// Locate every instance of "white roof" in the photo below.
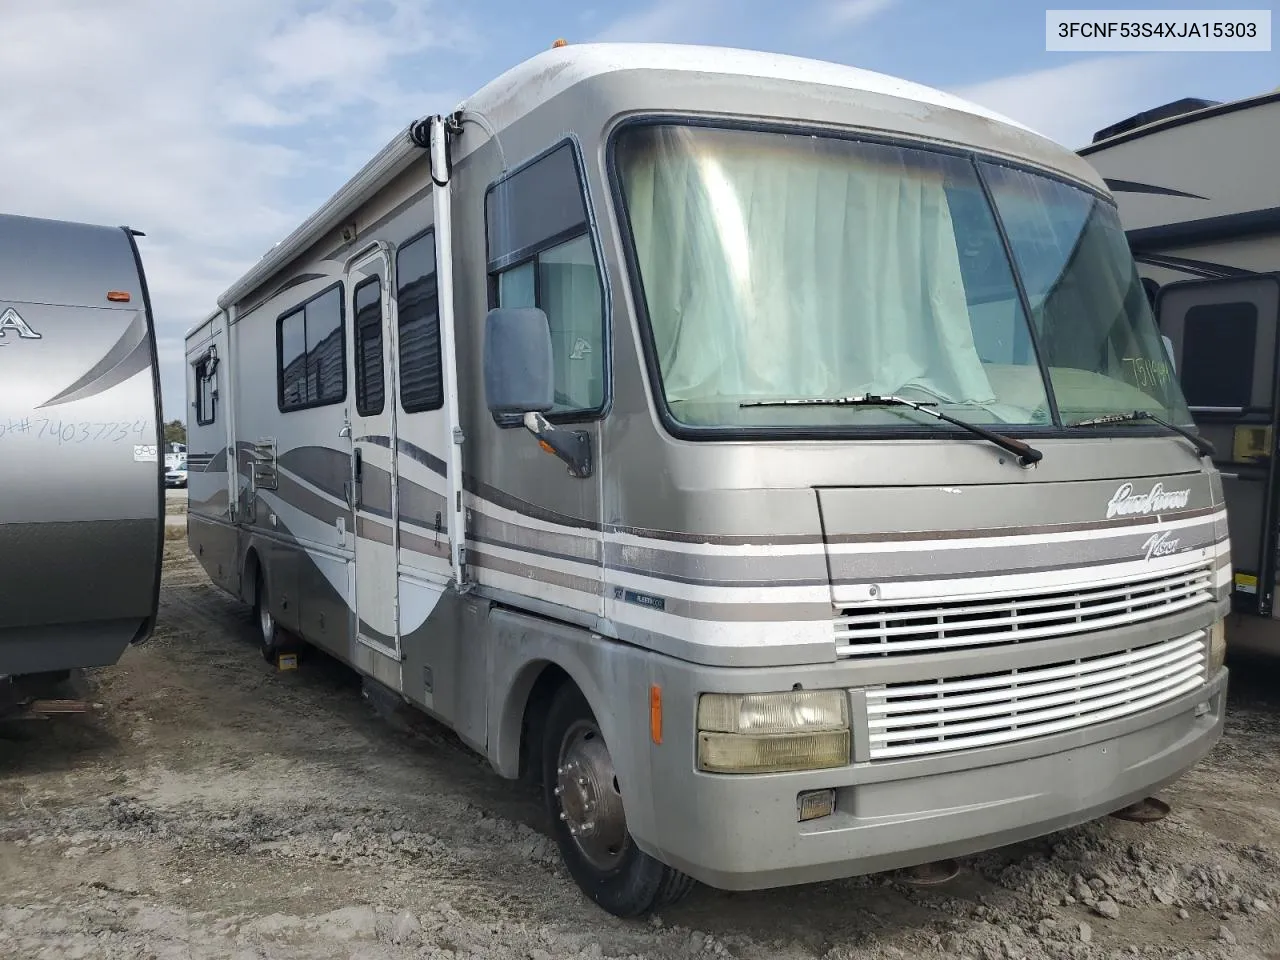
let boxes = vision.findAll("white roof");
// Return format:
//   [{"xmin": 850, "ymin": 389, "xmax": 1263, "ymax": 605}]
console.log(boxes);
[
  {"xmin": 460, "ymin": 42, "xmax": 1042, "ymax": 140},
  {"xmin": 210, "ymin": 42, "xmax": 1060, "ymax": 316}
]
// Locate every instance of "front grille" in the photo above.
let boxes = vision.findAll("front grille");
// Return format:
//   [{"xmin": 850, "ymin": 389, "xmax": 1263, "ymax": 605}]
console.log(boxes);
[
  {"xmin": 864, "ymin": 630, "xmax": 1206, "ymax": 761},
  {"xmin": 835, "ymin": 562, "xmax": 1213, "ymax": 658}
]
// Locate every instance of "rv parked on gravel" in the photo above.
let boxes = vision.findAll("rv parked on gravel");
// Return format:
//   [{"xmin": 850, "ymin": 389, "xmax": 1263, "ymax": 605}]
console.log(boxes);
[
  {"xmin": 1, "ymin": 212, "xmax": 164, "ymax": 709},
  {"xmin": 1080, "ymin": 90, "xmax": 1280, "ymax": 647},
  {"xmin": 186, "ymin": 42, "xmax": 1231, "ymax": 917}
]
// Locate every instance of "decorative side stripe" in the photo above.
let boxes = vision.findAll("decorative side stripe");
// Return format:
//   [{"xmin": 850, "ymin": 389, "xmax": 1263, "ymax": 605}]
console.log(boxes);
[{"xmin": 38, "ymin": 310, "xmax": 151, "ymax": 408}]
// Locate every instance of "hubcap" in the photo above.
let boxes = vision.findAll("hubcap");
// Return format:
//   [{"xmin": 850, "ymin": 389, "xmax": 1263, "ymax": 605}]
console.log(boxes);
[
  {"xmin": 259, "ymin": 602, "xmax": 274, "ymax": 645},
  {"xmin": 554, "ymin": 719, "xmax": 629, "ymax": 871}
]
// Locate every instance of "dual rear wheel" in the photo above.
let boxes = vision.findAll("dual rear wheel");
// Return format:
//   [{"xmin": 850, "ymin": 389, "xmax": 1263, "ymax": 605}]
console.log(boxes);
[{"xmin": 252, "ymin": 569, "xmax": 296, "ymax": 664}]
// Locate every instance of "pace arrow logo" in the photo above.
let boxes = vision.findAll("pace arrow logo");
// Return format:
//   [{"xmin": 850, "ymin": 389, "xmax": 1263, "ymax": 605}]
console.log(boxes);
[
  {"xmin": 0, "ymin": 307, "xmax": 42, "ymax": 345},
  {"xmin": 1105, "ymin": 481, "xmax": 1191, "ymax": 519}
]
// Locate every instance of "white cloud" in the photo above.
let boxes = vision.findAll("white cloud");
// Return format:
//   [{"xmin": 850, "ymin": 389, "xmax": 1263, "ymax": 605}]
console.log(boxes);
[
  {"xmin": 826, "ymin": 0, "xmax": 899, "ymax": 29},
  {"xmin": 950, "ymin": 54, "xmax": 1183, "ymax": 150},
  {"xmin": 0, "ymin": 0, "xmax": 471, "ymax": 421}
]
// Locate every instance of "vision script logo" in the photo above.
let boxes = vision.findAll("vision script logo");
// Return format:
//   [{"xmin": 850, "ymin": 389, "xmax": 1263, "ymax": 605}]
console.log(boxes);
[
  {"xmin": 1142, "ymin": 530, "xmax": 1182, "ymax": 561},
  {"xmin": 0, "ymin": 307, "xmax": 41, "ymax": 346},
  {"xmin": 1105, "ymin": 481, "xmax": 1191, "ymax": 519}
]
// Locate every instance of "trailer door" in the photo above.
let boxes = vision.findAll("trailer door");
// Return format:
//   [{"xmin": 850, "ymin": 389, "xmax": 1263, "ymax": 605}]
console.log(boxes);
[
  {"xmin": 1157, "ymin": 275, "xmax": 1280, "ymax": 615},
  {"xmin": 345, "ymin": 247, "xmax": 402, "ymax": 661}
]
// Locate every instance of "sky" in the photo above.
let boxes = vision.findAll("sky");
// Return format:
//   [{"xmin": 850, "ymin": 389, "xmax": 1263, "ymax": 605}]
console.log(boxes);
[{"xmin": 1, "ymin": 0, "xmax": 1275, "ymax": 423}]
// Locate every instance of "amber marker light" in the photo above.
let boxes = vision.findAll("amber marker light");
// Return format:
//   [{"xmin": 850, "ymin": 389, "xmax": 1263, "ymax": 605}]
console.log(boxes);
[
  {"xmin": 650, "ymin": 685, "xmax": 663, "ymax": 744},
  {"xmin": 106, "ymin": 291, "xmax": 131, "ymax": 302}
]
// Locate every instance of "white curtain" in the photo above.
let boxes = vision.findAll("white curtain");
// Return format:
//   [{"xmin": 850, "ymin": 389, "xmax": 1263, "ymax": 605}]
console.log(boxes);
[{"xmin": 619, "ymin": 126, "xmax": 997, "ymax": 409}]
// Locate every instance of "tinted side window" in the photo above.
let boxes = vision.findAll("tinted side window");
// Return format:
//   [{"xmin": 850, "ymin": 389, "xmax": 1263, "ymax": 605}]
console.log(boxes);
[
  {"xmin": 1182, "ymin": 301, "xmax": 1258, "ymax": 409},
  {"xmin": 307, "ymin": 286, "xmax": 344, "ymax": 405},
  {"xmin": 485, "ymin": 142, "xmax": 605, "ymax": 417},
  {"xmin": 277, "ymin": 283, "xmax": 346, "ymax": 411},
  {"xmin": 397, "ymin": 231, "xmax": 443, "ymax": 413},
  {"xmin": 194, "ymin": 356, "xmax": 216, "ymax": 425},
  {"xmin": 280, "ymin": 310, "xmax": 307, "ymax": 408},
  {"xmin": 353, "ymin": 276, "xmax": 384, "ymax": 417}
]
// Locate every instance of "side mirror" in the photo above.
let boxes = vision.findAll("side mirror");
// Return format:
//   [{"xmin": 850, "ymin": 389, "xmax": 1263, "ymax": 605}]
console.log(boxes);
[
  {"xmin": 1162, "ymin": 335, "xmax": 1177, "ymax": 375},
  {"xmin": 483, "ymin": 307, "xmax": 555, "ymax": 415},
  {"xmin": 481, "ymin": 307, "xmax": 592, "ymax": 479}
]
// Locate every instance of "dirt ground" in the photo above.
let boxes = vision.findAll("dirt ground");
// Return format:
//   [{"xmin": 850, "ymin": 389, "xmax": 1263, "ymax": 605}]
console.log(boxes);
[{"xmin": 4, "ymin": 519, "xmax": 1280, "ymax": 960}]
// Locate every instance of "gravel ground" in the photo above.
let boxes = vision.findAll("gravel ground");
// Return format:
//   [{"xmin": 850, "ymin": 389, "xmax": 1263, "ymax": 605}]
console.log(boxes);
[{"xmin": 3, "ymin": 539, "xmax": 1280, "ymax": 960}]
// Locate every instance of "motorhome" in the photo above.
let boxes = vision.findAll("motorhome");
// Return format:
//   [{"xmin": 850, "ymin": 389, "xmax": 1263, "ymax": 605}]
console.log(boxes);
[
  {"xmin": 186, "ymin": 42, "xmax": 1231, "ymax": 917},
  {"xmin": 166, "ymin": 441, "xmax": 187, "ymax": 471},
  {"xmin": 1, "ymin": 212, "xmax": 164, "ymax": 709},
  {"xmin": 1080, "ymin": 90, "xmax": 1280, "ymax": 645}
]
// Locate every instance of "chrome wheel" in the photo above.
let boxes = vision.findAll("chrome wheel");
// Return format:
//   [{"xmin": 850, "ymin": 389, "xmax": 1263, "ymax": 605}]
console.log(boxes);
[
  {"xmin": 554, "ymin": 719, "xmax": 629, "ymax": 872},
  {"xmin": 259, "ymin": 602, "xmax": 274, "ymax": 645}
]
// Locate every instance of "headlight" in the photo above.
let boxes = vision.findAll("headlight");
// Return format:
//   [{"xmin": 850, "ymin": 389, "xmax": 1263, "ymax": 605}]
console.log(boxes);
[
  {"xmin": 1208, "ymin": 618, "xmax": 1226, "ymax": 675},
  {"xmin": 696, "ymin": 691, "xmax": 850, "ymax": 774}
]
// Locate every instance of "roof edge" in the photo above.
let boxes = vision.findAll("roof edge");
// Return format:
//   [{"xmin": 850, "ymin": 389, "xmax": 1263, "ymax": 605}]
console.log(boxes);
[
  {"xmin": 210, "ymin": 43, "xmax": 1088, "ymax": 315},
  {"xmin": 184, "ymin": 308, "xmax": 222, "ymax": 341},
  {"xmin": 1080, "ymin": 89, "xmax": 1280, "ymax": 155}
]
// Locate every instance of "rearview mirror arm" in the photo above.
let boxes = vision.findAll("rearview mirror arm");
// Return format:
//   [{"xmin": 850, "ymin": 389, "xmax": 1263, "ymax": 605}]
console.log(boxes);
[{"xmin": 522, "ymin": 412, "xmax": 593, "ymax": 479}]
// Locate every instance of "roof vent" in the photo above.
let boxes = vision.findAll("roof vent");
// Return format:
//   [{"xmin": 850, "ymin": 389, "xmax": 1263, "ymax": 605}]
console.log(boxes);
[{"xmin": 1091, "ymin": 97, "xmax": 1220, "ymax": 143}]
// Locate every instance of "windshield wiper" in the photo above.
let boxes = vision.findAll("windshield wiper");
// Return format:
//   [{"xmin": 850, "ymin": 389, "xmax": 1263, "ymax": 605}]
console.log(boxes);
[
  {"xmin": 740, "ymin": 394, "xmax": 1043, "ymax": 466},
  {"xmin": 1068, "ymin": 410, "xmax": 1215, "ymax": 458}
]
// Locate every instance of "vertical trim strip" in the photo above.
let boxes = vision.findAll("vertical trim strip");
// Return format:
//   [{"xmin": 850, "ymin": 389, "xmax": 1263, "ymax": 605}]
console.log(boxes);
[{"xmin": 123, "ymin": 225, "xmax": 165, "ymax": 646}]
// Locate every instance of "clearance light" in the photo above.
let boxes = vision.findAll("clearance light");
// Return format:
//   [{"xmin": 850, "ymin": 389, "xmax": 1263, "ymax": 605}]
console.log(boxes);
[
  {"xmin": 1208, "ymin": 618, "xmax": 1226, "ymax": 675},
  {"xmin": 696, "ymin": 691, "xmax": 850, "ymax": 774},
  {"xmin": 106, "ymin": 290, "xmax": 131, "ymax": 302},
  {"xmin": 650, "ymin": 684, "xmax": 663, "ymax": 744}
]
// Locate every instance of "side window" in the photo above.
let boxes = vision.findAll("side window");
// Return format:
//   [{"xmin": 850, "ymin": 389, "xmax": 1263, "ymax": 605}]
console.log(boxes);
[
  {"xmin": 278, "ymin": 284, "xmax": 346, "ymax": 412},
  {"xmin": 353, "ymin": 276, "xmax": 384, "ymax": 416},
  {"xmin": 485, "ymin": 141, "xmax": 605, "ymax": 417},
  {"xmin": 396, "ymin": 230, "xmax": 443, "ymax": 413},
  {"xmin": 194, "ymin": 355, "xmax": 216, "ymax": 426},
  {"xmin": 1181, "ymin": 301, "xmax": 1258, "ymax": 409}
]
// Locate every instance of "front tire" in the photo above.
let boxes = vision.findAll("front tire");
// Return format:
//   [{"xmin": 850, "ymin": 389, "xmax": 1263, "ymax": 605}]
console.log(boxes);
[{"xmin": 542, "ymin": 684, "xmax": 695, "ymax": 917}]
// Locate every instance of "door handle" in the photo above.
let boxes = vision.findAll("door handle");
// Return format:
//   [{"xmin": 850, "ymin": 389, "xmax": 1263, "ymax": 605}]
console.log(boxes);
[{"xmin": 352, "ymin": 449, "xmax": 363, "ymax": 507}]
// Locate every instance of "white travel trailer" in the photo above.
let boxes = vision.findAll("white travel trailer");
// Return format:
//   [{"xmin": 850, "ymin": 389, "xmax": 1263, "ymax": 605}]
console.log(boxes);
[
  {"xmin": 1, "ymin": 212, "xmax": 164, "ymax": 710},
  {"xmin": 187, "ymin": 43, "xmax": 1231, "ymax": 916},
  {"xmin": 1080, "ymin": 91, "xmax": 1280, "ymax": 643}
]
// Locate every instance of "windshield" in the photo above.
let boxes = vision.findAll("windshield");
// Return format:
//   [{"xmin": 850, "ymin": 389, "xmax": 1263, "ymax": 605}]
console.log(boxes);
[{"xmin": 611, "ymin": 123, "xmax": 1192, "ymax": 433}]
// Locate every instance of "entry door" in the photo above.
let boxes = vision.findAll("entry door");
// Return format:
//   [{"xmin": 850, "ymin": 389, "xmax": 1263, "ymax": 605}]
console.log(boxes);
[
  {"xmin": 346, "ymin": 249, "xmax": 401, "ymax": 657},
  {"xmin": 1157, "ymin": 275, "xmax": 1280, "ymax": 615}
]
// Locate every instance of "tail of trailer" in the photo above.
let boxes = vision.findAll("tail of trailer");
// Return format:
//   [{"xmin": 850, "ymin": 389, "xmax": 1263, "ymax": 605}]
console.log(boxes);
[{"xmin": 0, "ymin": 212, "xmax": 164, "ymax": 701}]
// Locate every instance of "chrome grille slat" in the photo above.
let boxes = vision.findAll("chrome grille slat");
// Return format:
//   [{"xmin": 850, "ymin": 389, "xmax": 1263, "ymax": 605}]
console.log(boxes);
[
  {"xmin": 835, "ymin": 562, "xmax": 1214, "ymax": 657},
  {"xmin": 864, "ymin": 631, "xmax": 1206, "ymax": 760},
  {"xmin": 835, "ymin": 567, "xmax": 1210, "ymax": 626},
  {"xmin": 870, "ymin": 639, "xmax": 1201, "ymax": 715}
]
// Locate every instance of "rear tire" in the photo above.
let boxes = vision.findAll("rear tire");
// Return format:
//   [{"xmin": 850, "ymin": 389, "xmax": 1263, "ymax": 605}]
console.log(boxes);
[
  {"xmin": 253, "ymin": 569, "xmax": 284, "ymax": 664},
  {"xmin": 542, "ymin": 683, "xmax": 695, "ymax": 917}
]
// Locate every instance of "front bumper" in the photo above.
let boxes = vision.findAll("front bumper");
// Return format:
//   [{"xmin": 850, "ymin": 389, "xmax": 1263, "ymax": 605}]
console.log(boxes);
[{"xmin": 640, "ymin": 666, "xmax": 1226, "ymax": 891}]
